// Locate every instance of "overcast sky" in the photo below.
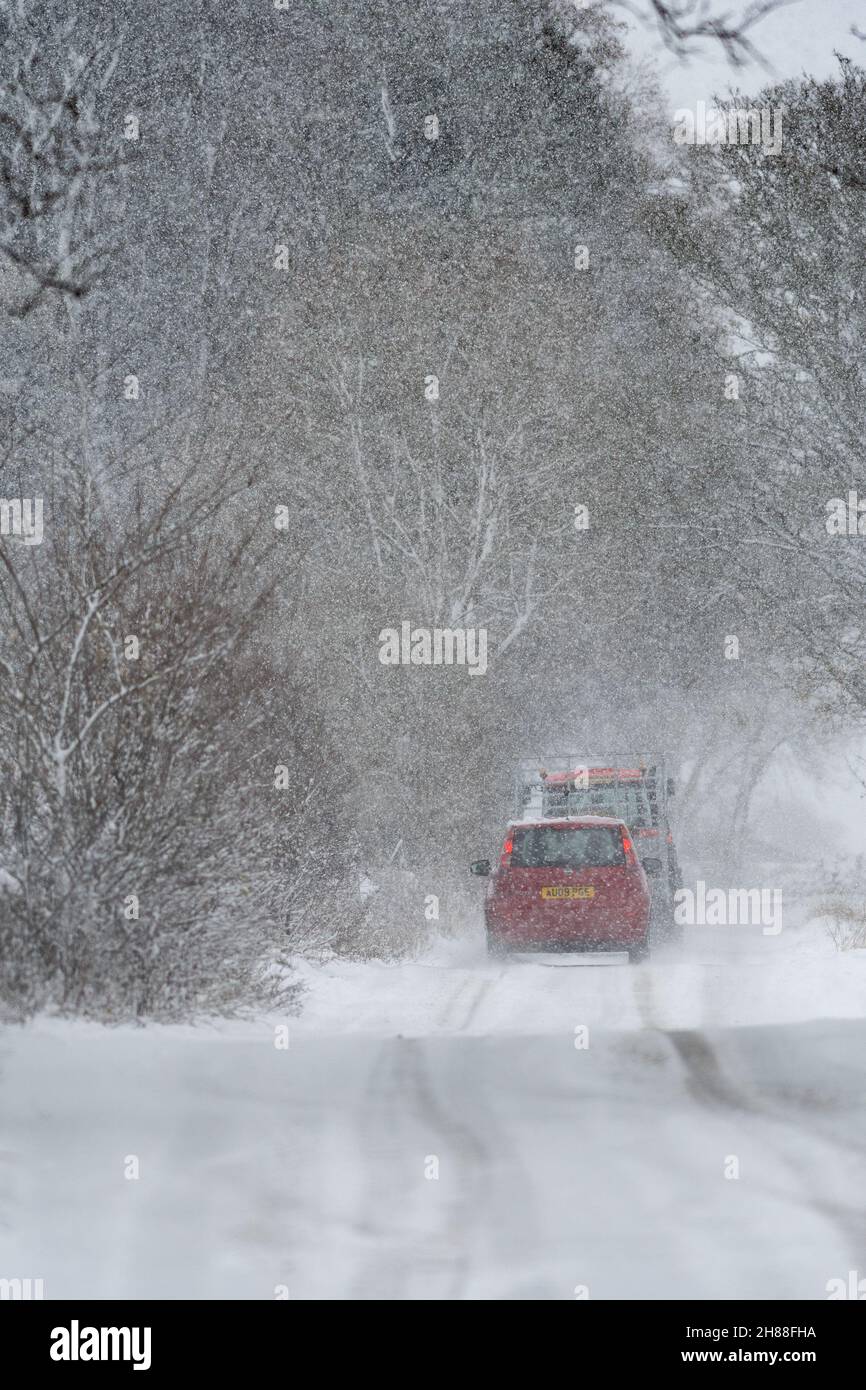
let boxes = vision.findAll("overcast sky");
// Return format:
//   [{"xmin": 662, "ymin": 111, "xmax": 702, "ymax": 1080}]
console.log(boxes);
[{"xmin": 625, "ymin": 0, "xmax": 865, "ymax": 114}]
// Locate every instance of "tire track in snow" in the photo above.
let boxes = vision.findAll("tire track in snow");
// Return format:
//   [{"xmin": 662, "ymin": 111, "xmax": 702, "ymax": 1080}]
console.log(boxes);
[
  {"xmin": 349, "ymin": 1040, "xmax": 466, "ymax": 1297},
  {"xmin": 400, "ymin": 1038, "xmax": 492, "ymax": 1298},
  {"xmin": 665, "ymin": 1029, "xmax": 759, "ymax": 1112},
  {"xmin": 434, "ymin": 971, "xmax": 499, "ymax": 1033},
  {"xmin": 434, "ymin": 975, "xmax": 476, "ymax": 1030},
  {"xmin": 456, "ymin": 975, "xmax": 498, "ymax": 1032},
  {"xmin": 632, "ymin": 961, "xmax": 753, "ymax": 1108},
  {"xmin": 630, "ymin": 962, "xmax": 866, "ymax": 1265},
  {"xmin": 351, "ymin": 1033, "xmax": 516, "ymax": 1298}
]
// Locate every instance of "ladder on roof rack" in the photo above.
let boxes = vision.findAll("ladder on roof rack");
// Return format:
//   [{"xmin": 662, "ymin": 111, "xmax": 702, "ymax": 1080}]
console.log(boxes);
[{"xmin": 511, "ymin": 755, "xmax": 671, "ymax": 822}]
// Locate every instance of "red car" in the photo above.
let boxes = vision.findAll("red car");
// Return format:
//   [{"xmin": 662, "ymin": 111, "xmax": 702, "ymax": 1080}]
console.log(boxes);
[{"xmin": 470, "ymin": 816, "xmax": 657, "ymax": 961}]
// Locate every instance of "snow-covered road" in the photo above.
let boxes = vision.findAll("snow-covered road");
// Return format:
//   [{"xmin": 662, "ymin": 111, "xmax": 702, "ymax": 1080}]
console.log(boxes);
[{"xmin": 1, "ymin": 924, "xmax": 865, "ymax": 1299}]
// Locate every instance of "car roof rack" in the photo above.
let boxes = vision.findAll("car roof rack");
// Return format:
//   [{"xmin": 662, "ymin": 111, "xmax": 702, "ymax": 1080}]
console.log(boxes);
[{"xmin": 512, "ymin": 755, "xmax": 670, "ymax": 822}]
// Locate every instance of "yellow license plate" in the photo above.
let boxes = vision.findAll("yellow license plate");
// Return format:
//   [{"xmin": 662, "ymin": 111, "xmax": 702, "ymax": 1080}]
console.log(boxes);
[{"xmin": 540, "ymin": 886, "xmax": 595, "ymax": 900}]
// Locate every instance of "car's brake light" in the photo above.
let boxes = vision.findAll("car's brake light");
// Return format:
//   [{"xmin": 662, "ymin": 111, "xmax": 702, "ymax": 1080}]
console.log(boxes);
[
  {"xmin": 666, "ymin": 831, "xmax": 673, "ymax": 844},
  {"xmin": 500, "ymin": 837, "xmax": 513, "ymax": 867},
  {"xmin": 621, "ymin": 831, "xmax": 638, "ymax": 866}
]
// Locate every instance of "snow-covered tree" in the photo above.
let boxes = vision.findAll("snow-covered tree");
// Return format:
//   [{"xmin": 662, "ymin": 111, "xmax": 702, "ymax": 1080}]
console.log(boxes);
[{"xmin": 650, "ymin": 57, "xmax": 866, "ymax": 722}]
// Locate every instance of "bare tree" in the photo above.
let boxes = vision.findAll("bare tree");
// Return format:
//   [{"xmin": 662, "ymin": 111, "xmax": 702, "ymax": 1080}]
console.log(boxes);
[
  {"xmin": 0, "ymin": 5, "xmax": 124, "ymax": 316},
  {"xmin": 618, "ymin": 0, "xmax": 795, "ymax": 65},
  {"xmin": 0, "ymin": 433, "xmax": 315, "ymax": 1018}
]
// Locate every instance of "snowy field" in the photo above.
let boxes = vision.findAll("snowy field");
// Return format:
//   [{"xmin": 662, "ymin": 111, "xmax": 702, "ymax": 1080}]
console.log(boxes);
[{"xmin": 2, "ymin": 917, "xmax": 865, "ymax": 1300}]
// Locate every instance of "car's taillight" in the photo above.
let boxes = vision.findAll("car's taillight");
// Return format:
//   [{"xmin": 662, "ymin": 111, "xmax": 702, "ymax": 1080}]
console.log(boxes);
[
  {"xmin": 500, "ymin": 837, "xmax": 513, "ymax": 868},
  {"xmin": 621, "ymin": 831, "xmax": 638, "ymax": 866},
  {"xmin": 666, "ymin": 831, "xmax": 673, "ymax": 844}
]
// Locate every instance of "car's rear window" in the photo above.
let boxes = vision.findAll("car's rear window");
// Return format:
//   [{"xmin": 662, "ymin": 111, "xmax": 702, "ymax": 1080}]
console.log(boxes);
[{"xmin": 510, "ymin": 825, "xmax": 626, "ymax": 869}]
